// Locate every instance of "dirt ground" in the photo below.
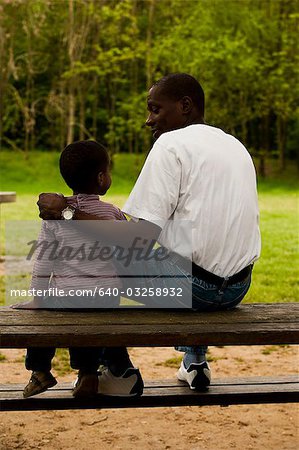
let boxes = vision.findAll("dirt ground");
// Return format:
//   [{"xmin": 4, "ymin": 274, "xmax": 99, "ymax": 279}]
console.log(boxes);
[{"xmin": 0, "ymin": 345, "xmax": 298, "ymax": 450}]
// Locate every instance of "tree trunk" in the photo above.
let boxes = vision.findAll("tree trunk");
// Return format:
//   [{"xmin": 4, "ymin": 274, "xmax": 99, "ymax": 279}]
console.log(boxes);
[
  {"xmin": 146, "ymin": 0, "xmax": 155, "ymax": 89},
  {"xmin": 79, "ymin": 85, "xmax": 85, "ymax": 141},
  {"xmin": 258, "ymin": 119, "xmax": 266, "ymax": 178},
  {"xmin": 92, "ymin": 76, "xmax": 99, "ymax": 140},
  {"xmin": 67, "ymin": 89, "xmax": 75, "ymax": 144},
  {"xmin": 67, "ymin": 0, "xmax": 75, "ymax": 145},
  {"xmin": 59, "ymin": 83, "xmax": 66, "ymax": 150},
  {"xmin": 143, "ymin": 0, "xmax": 155, "ymax": 155},
  {"xmin": 277, "ymin": 115, "xmax": 287, "ymax": 172},
  {"xmin": 25, "ymin": 22, "xmax": 33, "ymax": 155}
]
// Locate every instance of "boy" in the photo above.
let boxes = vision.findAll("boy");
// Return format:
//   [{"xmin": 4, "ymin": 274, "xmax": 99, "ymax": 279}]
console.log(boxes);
[{"xmin": 15, "ymin": 140, "xmax": 143, "ymax": 398}]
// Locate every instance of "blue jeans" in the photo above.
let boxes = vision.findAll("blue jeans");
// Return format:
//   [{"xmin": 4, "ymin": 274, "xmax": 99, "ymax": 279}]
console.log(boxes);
[
  {"xmin": 175, "ymin": 268, "xmax": 252, "ymax": 355},
  {"xmin": 113, "ymin": 249, "xmax": 252, "ymax": 357}
]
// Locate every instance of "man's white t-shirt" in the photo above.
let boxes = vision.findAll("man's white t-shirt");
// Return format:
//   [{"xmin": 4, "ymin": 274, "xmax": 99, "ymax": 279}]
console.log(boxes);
[{"xmin": 123, "ymin": 124, "xmax": 261, "ymax": 277}]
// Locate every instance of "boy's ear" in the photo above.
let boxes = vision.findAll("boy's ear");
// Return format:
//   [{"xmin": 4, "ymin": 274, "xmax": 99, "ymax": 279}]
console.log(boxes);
[
  {"xmin": 180, "ymin": 96, "xmax": 193, "ymax": 114},
  {"xmin": 97, "ymin": 172, "xmax": 104, "ymax": 186}
]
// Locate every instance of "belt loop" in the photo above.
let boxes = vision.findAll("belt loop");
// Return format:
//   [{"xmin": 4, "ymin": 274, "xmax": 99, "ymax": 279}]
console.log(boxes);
[{"xmin": 218, "ymin": 277, "xmax": 229, "ymax": 295}]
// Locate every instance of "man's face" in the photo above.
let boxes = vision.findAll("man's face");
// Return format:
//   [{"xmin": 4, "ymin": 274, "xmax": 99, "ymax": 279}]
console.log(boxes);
[{"xmin": 146, "ymin": 86, "xmax": 186, "ymax": 139}]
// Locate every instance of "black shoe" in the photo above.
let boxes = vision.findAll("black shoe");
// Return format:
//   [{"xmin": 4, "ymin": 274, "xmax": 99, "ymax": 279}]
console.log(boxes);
[{"xmin": 177, "ymin": 361, "xmax": 211, "ymax": 390}]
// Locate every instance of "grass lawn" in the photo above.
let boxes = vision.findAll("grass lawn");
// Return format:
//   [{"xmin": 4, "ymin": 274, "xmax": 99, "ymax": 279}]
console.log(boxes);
[
  {"xmin": 0, "ymin": 151, "xmax": 145, "ymax": 195},
  {"xmin": 0, "ymin": 152, "xmax": 298, "ymax": 304}
]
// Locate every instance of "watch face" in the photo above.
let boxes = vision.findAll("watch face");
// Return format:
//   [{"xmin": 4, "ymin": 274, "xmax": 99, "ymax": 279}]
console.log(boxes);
[{"xmin": 63, "ymin": 209, "xmax": 73, "ymax": 220}]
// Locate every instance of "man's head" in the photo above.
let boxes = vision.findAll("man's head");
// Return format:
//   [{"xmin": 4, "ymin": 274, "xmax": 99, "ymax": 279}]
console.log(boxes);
[
  {"xmin": 59, "ymin": 140, "xmax": 111, "ymax": 195},
  {"xmin": 146, "ymin": 73, "xmax": 205, "ymax": 139}
]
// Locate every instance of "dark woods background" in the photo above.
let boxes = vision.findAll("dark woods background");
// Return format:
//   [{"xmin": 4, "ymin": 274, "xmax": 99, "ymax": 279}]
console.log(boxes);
[{"xmin": 0, "ymin": 0, "xmax": 298, "ymax": 176}]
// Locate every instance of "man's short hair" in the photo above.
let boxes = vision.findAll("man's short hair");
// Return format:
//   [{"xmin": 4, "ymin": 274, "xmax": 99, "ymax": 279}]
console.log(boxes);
[
  {"xmin": 60, "ymin": 140, "xmax": 109, "ymax": 192},
  {"xmin": 153, "ymin": 73, "xmax": 205, "ymax": 117}
]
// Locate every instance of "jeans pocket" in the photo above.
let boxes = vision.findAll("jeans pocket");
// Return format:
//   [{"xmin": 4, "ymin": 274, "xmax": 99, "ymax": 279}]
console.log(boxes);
[{"xmin": 222, "ymin": 275, "xmax": 252, "ymax": 308}]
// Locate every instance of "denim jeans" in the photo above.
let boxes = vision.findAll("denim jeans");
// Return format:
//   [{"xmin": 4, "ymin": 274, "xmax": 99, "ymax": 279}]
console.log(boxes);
[
  {"xmin": 113, "ymin": 249, "xmax": 252, "ymax": 357},
  {"xmin": 175, "ymin": 268, "xmax": 252, "ymax": 355}
]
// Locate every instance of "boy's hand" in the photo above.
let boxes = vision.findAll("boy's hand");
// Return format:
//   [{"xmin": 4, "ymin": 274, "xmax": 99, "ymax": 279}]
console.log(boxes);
[{"xmin": 37, "ymin": 193, "xmax": 67, "ymax": 219}]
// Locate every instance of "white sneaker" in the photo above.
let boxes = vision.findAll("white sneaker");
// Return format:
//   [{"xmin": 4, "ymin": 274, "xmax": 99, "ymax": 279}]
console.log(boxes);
[
  {"xmin": 177, "ymin": 360, "xmax": 211, "ymax": 390},
  {"xmin": 97, "ymin": 366, "xmax": 144, "ymax": 397}
]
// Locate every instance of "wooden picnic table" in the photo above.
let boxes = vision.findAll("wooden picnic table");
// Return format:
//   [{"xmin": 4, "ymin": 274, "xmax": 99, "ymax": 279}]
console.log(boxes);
[
  {"xmin": 0, "ymin": 303, "xmax": 298, "ymax": 411},
  {"xmin": 0, "ymin": 192, "xmax": 16, "ymax": 203}
]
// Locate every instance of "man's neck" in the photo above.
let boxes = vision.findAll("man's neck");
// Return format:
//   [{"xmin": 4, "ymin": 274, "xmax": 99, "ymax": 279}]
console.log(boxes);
[{"xmin": 183, "ymin": 114, "xmax": 205, "ymax": 128}]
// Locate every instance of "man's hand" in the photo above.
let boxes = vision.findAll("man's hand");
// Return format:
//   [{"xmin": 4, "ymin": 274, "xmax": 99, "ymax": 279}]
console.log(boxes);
[{"xmin": 37, "ymin": 193, "xmax": 67, "ymax": 220}]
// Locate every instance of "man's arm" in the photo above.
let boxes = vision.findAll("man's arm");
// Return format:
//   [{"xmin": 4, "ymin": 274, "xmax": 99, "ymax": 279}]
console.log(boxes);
[{"xmin": 37, "ymin": 193, "xmax": 161, "ymax": 249}]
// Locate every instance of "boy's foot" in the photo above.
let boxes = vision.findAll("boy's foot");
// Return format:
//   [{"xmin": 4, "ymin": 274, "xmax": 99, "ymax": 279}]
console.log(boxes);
[
  {"xmin": 72, "ymin": 371, "xmax": 98, "ymax": 398},
  {"xmin": 23, "ymin": 371, "xmax": 57, "ymax": 398},
  {"xmin": 176, "ymin": 360, "xmax": 211, "ymax": 390},
  {"xmin": 97, "ymin": 366, "xmax": 144, "ymax": 397}
]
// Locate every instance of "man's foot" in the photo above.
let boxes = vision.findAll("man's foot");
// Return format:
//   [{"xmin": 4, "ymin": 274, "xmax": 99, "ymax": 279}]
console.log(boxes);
[
  {"xmin": 23, "ymin": 371, "xmax": 57, "ymax": 398},
  {"xmin": 72, "ymin": 371, "xmax": 98, "ymax": 398},
  {"xmin": 97, "ymin": 366, "xmax": 144, "ymax": 397},
  {"xmin": 176, "ymin": 360, "xmax": 211, "ymax": 390}
]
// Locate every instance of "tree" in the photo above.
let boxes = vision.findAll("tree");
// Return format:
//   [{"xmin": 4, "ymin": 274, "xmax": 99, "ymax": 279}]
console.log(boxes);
[{"xmin": 0, "ymin": 0, "xmax": 298, "ymax": 170}]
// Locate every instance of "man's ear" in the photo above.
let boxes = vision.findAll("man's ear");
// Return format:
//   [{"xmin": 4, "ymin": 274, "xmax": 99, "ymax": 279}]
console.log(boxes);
[{"xmin": 180, "ymin": 96, "xmax": 193, "ymax": 114}]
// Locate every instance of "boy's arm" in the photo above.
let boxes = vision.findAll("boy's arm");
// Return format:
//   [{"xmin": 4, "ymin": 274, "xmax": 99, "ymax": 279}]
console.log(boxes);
[{"xmin": 37, "ymin": 193, "xmax": 161, "ymax": 249}]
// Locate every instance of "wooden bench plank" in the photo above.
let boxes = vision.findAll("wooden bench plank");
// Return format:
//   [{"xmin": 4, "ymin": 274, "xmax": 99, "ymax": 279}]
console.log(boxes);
[
  {"xmin": 1, "ymin": 375, "xmax": 296, "ymax": 390},
  {"xmin": 1, "ymin": 376, "xmax": 298, "ymax": 411},
  {"xmin": 2, "ymin": 303, "xmax": 297, "ymax": 325},
  {"xmin": 1, "ymin": 304, "xmax": 299, "ymax": 347},
  {"xmin": 1, "ymin": 322, "xmax": 298, "ymax": 347}
]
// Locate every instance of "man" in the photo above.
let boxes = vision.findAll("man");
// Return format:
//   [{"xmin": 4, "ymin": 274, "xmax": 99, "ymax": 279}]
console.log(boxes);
[{"xmin": 38, "ymin": 73, "xmax": 261, "ymax": 392}]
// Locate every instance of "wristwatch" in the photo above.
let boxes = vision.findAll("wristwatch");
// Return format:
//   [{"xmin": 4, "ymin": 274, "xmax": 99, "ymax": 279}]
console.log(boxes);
[{"xmin": 61, "ymin": 206, "xmax": 76, "ymax": 220}]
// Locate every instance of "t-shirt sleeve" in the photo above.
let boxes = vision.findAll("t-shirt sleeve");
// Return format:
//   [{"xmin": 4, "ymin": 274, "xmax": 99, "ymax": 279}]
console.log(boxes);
[{"xmin": 123, "ymin": 138, "xmax": 181, "ymax": 227}]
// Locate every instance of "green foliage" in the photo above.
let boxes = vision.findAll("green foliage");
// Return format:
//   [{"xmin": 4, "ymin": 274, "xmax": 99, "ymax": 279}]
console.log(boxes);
[{"xmin": 0, "ymin": 0, "xmax": 298, "ymax": 168}]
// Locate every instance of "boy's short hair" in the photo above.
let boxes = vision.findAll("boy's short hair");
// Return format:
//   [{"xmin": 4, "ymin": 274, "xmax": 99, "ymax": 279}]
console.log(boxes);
[
  {"xmin": 153, "ymin": 73, "xmax": 205, "ymax": 117},
  {"xmin": 60, "ymin": 140, "xmax": 109, "ymax": 192}
]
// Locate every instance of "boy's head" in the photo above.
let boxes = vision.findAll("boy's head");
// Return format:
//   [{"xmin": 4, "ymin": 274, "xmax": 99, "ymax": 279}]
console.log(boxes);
[{"xmin": 59, "ymin": 140, "xmax": 111, "ymax": 195}]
